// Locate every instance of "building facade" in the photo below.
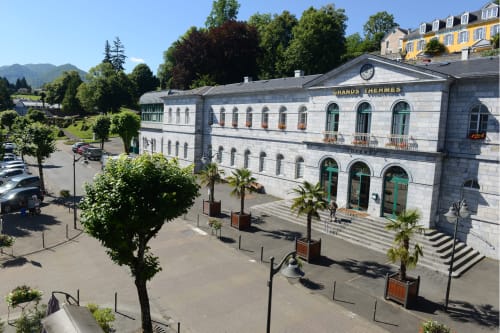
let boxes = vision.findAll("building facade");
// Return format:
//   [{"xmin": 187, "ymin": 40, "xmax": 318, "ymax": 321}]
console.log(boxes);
[
  {"xmin": 380, "ymin": 27, "xmax": 408, "ymax": 60},
  {"xmin": 402, "ymin": 2, "xmax": 499, "ymax": 60},
  {"xmin": 139, "ymin": 54, "xmax": 499, "ymax": 259}
]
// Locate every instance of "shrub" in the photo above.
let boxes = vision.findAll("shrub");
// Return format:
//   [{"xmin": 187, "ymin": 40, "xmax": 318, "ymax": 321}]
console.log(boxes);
[
  {"xmin": 87, "ymin": 303, "xmax": 115, "ymax": 333},
  {"xmin": 60, "ymin": 189, "xmax": 71, "ymax": 198},
  {"xmin": 5, "ymin": 285, "xmax": 43, "ymax": 307},
  {"xmin": 420, "ymin": 320, "xmax": 452, "ymax": 333},
  {"xmin": 57, "ymin": 129, "xmax": 65, "ymax": 137},
  {"xmin": 15, "ymin": 304, "xmax": 46, "ymax": 333}
]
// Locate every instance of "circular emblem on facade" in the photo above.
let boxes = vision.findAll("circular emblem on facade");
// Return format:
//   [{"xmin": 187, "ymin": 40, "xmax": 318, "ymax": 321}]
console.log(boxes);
[{"xmin": 360, "ymin": 63, "xmax": 375, "ymax": 80}]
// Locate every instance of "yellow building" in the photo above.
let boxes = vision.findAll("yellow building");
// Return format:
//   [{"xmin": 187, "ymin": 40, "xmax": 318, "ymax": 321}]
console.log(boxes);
[{"xmin": 402, "ymin": 2, "xmax": 499, "ymax": 60}]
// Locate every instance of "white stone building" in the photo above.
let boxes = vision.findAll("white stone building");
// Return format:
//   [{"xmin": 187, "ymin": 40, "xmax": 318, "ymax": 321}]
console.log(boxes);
[{"xmin": 139, "ymin": 54, "xmax": 499, "ymax": 259}]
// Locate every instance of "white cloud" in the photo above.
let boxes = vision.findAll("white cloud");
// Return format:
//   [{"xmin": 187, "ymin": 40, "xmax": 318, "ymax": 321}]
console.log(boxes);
[{"xmin": 130, "ymin": 57, "xmax": 145, "ymax": 63}]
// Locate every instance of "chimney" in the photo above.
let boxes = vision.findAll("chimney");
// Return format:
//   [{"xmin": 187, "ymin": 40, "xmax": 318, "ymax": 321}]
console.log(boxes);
[
  {"xmin": 244, "ymin": 76, "xmax": 252, "ymax": 83},
  {"xmin": 294, "ymin": 70, "xmax": 304, "ymax": 77},
  {"xmin": 461, "ymin": 47, "xmax": 470, "ymax": 61}
]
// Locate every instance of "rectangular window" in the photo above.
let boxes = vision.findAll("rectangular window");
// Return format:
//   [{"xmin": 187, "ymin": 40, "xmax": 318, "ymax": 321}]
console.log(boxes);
[
  {"xmin": 417, "ymin": 39, "xmax": 426, "ymax": 51},
  {"xmin": 432, "ymin": 20, "xmax": 440, "ymax": 31},
  {"xmin": 419, "ymin": 23, "xmax": 426, "ymax": 34},
  {"xmin": 446, "ymin": 16, "xmax": 454, "ymax": 28},
  {"xmin": 482, "ymin": 7, "xmax": 498, "ymax": 19},
  {"xmin": 474, "ymin": 27, "xmax": 486, "ymax": 40},
  {"xmin": 444, "ymin": 34, "xmax": 454, "ymax": 46},
  {"xmin": 491, "ymin": 24, "xmax": 500, "ymax": 38},
  {"xmin": 458, "ymin": 30, "xmax": 469, "ymax": 43},
  {"xmin": 461, "ymin": 13, "xmax": 469, "ymax": 25},
  {"xmin": 405, "ymin": 41, "xmax": 414, "ymax": 52}
]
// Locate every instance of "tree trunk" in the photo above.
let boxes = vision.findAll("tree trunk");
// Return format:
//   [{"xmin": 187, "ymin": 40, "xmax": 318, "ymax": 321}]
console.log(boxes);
[
  {"xmin": 37, "ymin": 156, "xmax": 45, "ymax": 193},
  {"xmin": 209, "ymin": 182, "xmax": 215, "ymax": 202},
  {"xmin": 240, "ymin": 188, "xmax": 245, "ymax": 215},
  {"xmin": 306, "ymin": 214, "xmax": 312, "ymax": 242},
  {"xmin": 135, "ymin": 277, "xmax": 153, "ymax": 333}
]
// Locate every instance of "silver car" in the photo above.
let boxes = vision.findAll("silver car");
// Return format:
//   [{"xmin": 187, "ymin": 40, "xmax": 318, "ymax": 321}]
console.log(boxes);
[{"xmin": 0, "ymin": 175, "xmax": 41, "ymax": 197}]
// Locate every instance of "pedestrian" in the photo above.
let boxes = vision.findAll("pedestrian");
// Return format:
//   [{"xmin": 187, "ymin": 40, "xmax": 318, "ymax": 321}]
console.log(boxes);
[{"xmin": 329, "ymin": 200, "xmax": 338, "ymax": 222}]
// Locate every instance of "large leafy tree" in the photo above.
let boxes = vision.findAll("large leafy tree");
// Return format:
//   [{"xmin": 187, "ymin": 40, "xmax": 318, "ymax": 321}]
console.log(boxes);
[
  {"xmin": 0, "ymin": 79, "xmax": 13, "ymax": 111},
  {"xmin": 250, "ymin": 11, "xmax": 298, "ymax": 79},
  {"xmin": 205, "ymin": 0, "xmax": 240, "ymax": 28},
  {"xmin": 129, "ymin": 64, "xmax": 159, "ymax": 101},
  {"xmin": 23, "ymin": 122, "xmax": 57, "ymax": 193},
  {"xmin": 362, "ymin": 11, "xmax": 398, "ymax": 52},
  {"xmin": 26, "ymin": 109, "xmax": 47, "ymax": 123},
  {"xmin": 0, "ymin": 110, "xmax": 18, "ymax": 130},
  {"xmin": 282, "ymin": 4, "xmax": 347, "ymax": 75},
  {"xmin": 290, "ymin": 181, "xmax": 327, "ymax": 243},
  {"xmin": 80, "ymin": 153, "xmax": 200, "ymax": 333},
  {"xmin": 111, "ymin": 111, "xmax": 140, "ymax": 153},
  {"xmin": 45, "ymin": 71, "xmax": 84, "ymax": 113},
  {"xmin": 11, "ymin": 117, "xmax": 31, "ymax": 161},
  {"xmin": 92, "ymin": 115, "xmax": 111, "ymax": 150}
]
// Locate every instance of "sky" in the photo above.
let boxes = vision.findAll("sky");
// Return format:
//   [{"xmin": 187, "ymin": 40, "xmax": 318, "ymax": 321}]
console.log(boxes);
[{"xmin": 0, "ymin": 0, "xmax": 489, "ymax": 75}]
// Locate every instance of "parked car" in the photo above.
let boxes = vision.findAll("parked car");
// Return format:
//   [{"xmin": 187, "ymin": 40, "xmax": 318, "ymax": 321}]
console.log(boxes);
[
  {"xmin": 77, "ymin": 145, "xmax": 92, "ymax": 155},
  {"xmin": 1, "ymin": 162, "xmax": 27, "ymax": 171},
  {"xmin": 1, "ymin": 160, "xmax": 24, "ymax": 167},
  {"xmin": 2, "ymin": 164, "xmax": 29, "ymax": 173},
  {"xmin": 72, "ymin": 142, "xmax": 88, "ymax": 153},
  {"xmin": 0, "ymin": 169, "xmax": 27, "ymax": 185},
  {"xmin": 0, "ymin": 187, "xmax": 44, "ymax": 214},
  {"xmin": 0, "ymin": 175, "xmax": 41, "ymax": 197},
  {"xmin": 84, "ymin": 147, "xmax": 103, "ymax": 161},
  {"xmin": 3, "ymin": 142, "xmax": 15, "ymax": 154}
]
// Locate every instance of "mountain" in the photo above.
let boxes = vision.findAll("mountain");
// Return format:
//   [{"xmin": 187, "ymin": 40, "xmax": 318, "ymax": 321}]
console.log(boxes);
[{"xmin": 0, "ymin": 63, "xmax": 87, "ymax": 88}]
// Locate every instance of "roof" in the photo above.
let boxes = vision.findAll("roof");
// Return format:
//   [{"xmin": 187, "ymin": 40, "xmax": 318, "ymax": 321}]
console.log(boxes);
[
  {"xmin": 161, "ymin": 86, "xmax": 212, "ymax": 99},
  {"xmin": 416, "ymin": 56, "xmax": 500, "ymax": 78},
  {"xmin": 204, "ymin": 74, "xmax": 321, "ymax": 96},
  {"xmin": 139, "ymin": 90, "xmax": 172, "ymax": 104}
]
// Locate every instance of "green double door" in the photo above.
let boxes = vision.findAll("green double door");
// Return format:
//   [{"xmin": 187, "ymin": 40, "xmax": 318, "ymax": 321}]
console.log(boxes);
[
  {"xmin": 348, "ymin": 162, "xmax": 370, "ymax": 211},
  {"xmin": 321, "ymin": 159, "xmax": 338, "ymax": 202}
]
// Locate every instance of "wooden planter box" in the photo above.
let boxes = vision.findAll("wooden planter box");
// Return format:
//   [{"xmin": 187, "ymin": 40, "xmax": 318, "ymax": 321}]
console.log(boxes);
[
  {"xmin": 203, "ymin": 200, "xmax": 221, "ymax": 217},
  {"xmin": 384, "ymin": 272, "xmax": 420, "ymax": 308},
  {"xmin": 295, "ymin": 238, "xmax": 321, "ymax": 262},
  {"xmin": 231, "ymin": 212, "xmax": 251, "ymax": 230}
]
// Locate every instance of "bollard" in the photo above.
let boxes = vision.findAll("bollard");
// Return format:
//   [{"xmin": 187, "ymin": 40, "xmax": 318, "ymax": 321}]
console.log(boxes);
[
  {"xmin": 77, "ymin": 289, "xmax": 80, "ymax": 305},
  {"xmin": 238, "ymin": 235, "xmax": 241, "ymax": 250},
  {"xmin": 114, "ymin": 292, "xmax": 117, "ymax": 312},
  {"xmin": 178, "ymin": 322, "xmax": 180, "ymax": 333},
  {"xmin": 42, "ymin": 231, "xmax": 45, "ymax": 248},
  {"xmin": 66, "ymin": 224, "xmax": 69, "ymax": 239},
  {"xmin": 332, "ymin": 281, "xmax": 336, "ymax": 301},
  {"xmin": 373, "ymin": 300, "xmax": 377, "ymax": 321},
  {"xmin": 197, "ymin": 214, "xmax": 199, "ymax": 227},
  {"xmin": 260, "ymin": 246, "xmax": 263, "ymax": 262}
]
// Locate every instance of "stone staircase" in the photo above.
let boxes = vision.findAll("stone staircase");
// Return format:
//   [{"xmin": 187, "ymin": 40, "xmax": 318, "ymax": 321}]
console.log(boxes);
[{"xmin": 250, "ymin": 199, "xmax": 484, "ymax": 278}]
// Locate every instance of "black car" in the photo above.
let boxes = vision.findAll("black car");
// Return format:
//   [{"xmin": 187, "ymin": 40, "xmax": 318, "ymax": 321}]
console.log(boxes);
[{"xmin": 0, "ymin": 187, "xmax": 43, "ymax": 214}]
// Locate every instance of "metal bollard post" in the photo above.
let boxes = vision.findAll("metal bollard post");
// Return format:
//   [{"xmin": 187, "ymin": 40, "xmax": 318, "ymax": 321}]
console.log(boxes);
[
  {"xmin": 66, "ymin": 224, "xmax": 69, "ymax": 239},
  {"xmin": 114, "ymin": 292, "xmax": 117, "ymax": 312},
  {"xmin": 77, "ymin": 289, "xmax": 80, "ymax": 305},
  {"xmin": 332, "ymin": 281, "xmax": 336, "ymax": 301},
  {"xmin": 177, "ymin": 322, "xmax": 180, "ymax": 333},
  {"xmin": 238, "ymin": 235, "xmax": 241, "ymax": 250},
  {"xmin": 197, "ymin": 214, "xmax": 199, "ymax": 227},
  {"xmin": 373, "ymin": 300, "xmax": 377, "ymax": 321},
  {"xmin": 42, "ymin": 231, "xmax": 45, "ymax": 248},
  {"xmin": 260, "ymin": 246, "xmax": 263, "ymax": 262}
]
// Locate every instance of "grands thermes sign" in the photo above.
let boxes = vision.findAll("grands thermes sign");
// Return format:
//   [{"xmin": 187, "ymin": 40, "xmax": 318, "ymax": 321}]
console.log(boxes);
[{"xmin": 334, "ymin": 86, "xmax": 402, "ymax": 95}]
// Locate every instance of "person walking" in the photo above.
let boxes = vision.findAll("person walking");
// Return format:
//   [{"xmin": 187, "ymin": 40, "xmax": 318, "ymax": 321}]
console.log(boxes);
[{"xmin": 329, "ymin": 200, "xmax": 338, "ymax": 222}]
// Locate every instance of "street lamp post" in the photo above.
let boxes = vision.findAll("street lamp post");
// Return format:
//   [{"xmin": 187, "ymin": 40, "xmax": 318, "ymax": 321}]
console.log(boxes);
[
  {"xmin": 266, "ymin": 251, "xmax": 304, "ymax": 333},
  {"xmin": 73, "ymin": 153, "xmax": 87, "ymax": 229},
  {"xmin": 200, "ymin": 151, "xmax": 219, "ymax": 165},
  {"xmin": 443, "ymin": 199, "xmax": 469, "ymax": 311}
]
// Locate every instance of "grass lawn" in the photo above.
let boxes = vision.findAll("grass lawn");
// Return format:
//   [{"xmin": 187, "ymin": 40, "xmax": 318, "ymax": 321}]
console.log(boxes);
[
  {"xmin": 63, "ymin": 115, "xmax": 119, "ymax": 142},
  {"xmin": 12, "ymin": 94, "xmax": 41, "ymax": 101}
]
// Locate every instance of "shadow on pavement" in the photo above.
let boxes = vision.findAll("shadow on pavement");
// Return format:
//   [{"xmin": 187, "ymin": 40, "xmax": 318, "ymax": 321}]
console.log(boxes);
[
  {"xmin": 2, "ymin": 212, "xmax": 61, "ymax": 235},
  {"xmin": 447, "ymin": 300, "xmax": 499, "ymax": 327},
  {"xmin": 262, "ymin": 229, "xmax": 302, "ymax": 241},
  {"xmin": 334, "ymin": 259, "xmax": 392, "ymax": 279},
  {"xmin": 2, "ymin": 256, "xmax": 42, "ymax": 268},
  {"xmin": 310, "ymin": 256, "xmax": 336, "ymax": 267},
  {"xmin": 299, "ymin": 277, "xmax": 325, "ymax": 290}
]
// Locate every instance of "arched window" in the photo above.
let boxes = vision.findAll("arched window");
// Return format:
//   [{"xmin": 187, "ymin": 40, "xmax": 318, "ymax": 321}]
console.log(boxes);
[
  {"xmin": 176, "ymin": 108, "xmax": 181, "ymax": 124},
  {"xmin": 383, "ymin": 166, "xmax": 409, "ymax": 217},
  {"xmin": 208, "ymin": 108, "xmax": 214, "ymax": 126},
  {"xmin": 278, "ymin": 107, "xmax": 287, "ymax": 130},
  {"xmin": 232, "ymin": 108, "xmax": 238, "ymax": 128},
  {"xmin": 276, "ymin": 154, "xmax": 284, "ymax": 175},
  {"xmin": 325, "ymin": 103, "xmax": 340, "ymax": 142},
  {"xmin": 217, "ymin": 146, "xmax": 223, "ymax": 164},
  {"xmin": 220, "ymin": 108, "xmax": 226, "ymax": 126},
  {"xmin": 261, "ymin": 107, "xmax": 269, "ymax": 129},
  {"xmin": 297, "ymin": 107, "xmax": 307, "ymax": 130},
  {"xmin": 356, "ymin": 102, "xmax": 372, "ymax": 134},
  {"xmin": 463, "ymin": 179, "xmax": 480, "ymax": 190},
  {"xmin": 168, "ymin": 108, "xmax": 173, "ymax": 123},
  {"xmin": 167, "ymin": 140, "xmax": 171, "ymax": 155},
  {"xmin": 183, "ymin": 142, "xmax": 188, "ymax": 159},
  {"xmin": 185, "ymin": 108, "xmax": 189, "ymax": 124},
  {"xmin": 175, "ymin": 141, "xmax": 179, "ymax": 156},
  {"xmin": 348, "ymin": 161, "xmax": 371, "ymax": 211},
  {"xmin": 392, "ymin": 101, "xmax": 410, "ymax": 136},
  {"xmin": 230, "ymin": 148, "xmax": 236, "ymax": 166},
  {"xmin": 295, "ymin": 157, "xmax": 304, "ymax": 178},
  {"xmin": 468, "ymin": 104, "xmax": 489, "ymax": 139},
  {"xmin": 259, "ymin": 152, "xmax": 266, "ymax": 172},
  {"xmin": 244, "ymin": 150, "xmax": 250, "ymax": 169},
  {"xmin": 246, "ymin": 107, "xmax": 253, "ymax": 127}
]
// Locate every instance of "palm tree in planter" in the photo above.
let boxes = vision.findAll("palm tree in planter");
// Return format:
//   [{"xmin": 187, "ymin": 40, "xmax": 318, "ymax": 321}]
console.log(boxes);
[
  {"xmin": 226, "ymin": 168, "xmax": 256, "ymax": 230},
  {"xmin": 384, "ymin": 209, "xmax": 424, "ymax": 308},
  {"xmin": 199, "ymin": 162, "xmax": 224, "ymax": 216},
  {"xmin": 290, "ymin": 181, "xmax": 327, "ymax": 262}
]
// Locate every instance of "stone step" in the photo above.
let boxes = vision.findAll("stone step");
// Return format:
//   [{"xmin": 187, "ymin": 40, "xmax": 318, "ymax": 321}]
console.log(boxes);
[{"xmin": 250, "ymin": 199, "xmax": 485, "ymax": 278}]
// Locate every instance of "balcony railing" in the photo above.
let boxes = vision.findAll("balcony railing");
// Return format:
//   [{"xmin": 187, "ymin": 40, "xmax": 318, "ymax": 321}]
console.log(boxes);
[
  {"xmin": 385, "ymin": 134, "xmax": 416, "ymax": 151},
  {"xmin": 351, "ymin": 133, "xmax": 373, "ymax": 147},
  {"xmin": 323, "ymin": 131, "xmax": 339, "ymax": 144}
]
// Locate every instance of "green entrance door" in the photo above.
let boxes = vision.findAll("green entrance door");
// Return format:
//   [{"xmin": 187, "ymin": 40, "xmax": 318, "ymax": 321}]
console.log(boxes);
[
  {"xmin": 382, "ymin": 166, "xmax": 409, "ymax": 217},
  {"xmin": 348, "ymin": 162, "xmax": 370, "ymax": 211},
  {"xmin": 321, "ymin": 158, "xmax": 338, "ymax": 202}
]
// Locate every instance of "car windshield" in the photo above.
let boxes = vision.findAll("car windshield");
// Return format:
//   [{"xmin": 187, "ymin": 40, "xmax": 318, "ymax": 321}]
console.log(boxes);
[{"xmin": 0, "ymin": 180, "xmax": 18, "ymax": 191}]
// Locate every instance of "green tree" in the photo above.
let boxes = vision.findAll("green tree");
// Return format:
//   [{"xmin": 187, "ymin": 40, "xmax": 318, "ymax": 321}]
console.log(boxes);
[
  {"xmin": 363, "ymin": 11, "xmax": 398, "ymax": 52},
  {"xmin": 226, "ymin": 168, "xmax": 256, "ymax": 215},
  {"xmin": 425, "ymin": 39, "xmax": 446, "ymax": 55},
  {"xmin": 343, "ymin": 33, "xmax": 366, "ymax": 61},
  {"xmin": 205, "ymin": 0, "xmax": 240, "ymax": 28},
  {"xmin": 111, "ymin": 37, "xmax": 127, "ymax": 71},
  {"xmin": 129, "ymin": 64, "xmax": 159, "ymax": 101},
  {"xmin": 0, "ymin": 110, "xmax": 18, "ymax": 130},
  {"xmin": 111, "ymin": 110, "xmax": 140, "ymax": 153},
  {"xmin": 199, "ymin": 162, "xmax": 224, "ymax": 203},
  {"xmin": 80, "ymin": 153, "xmax": 199, "ymax": 333},
  {"xmin": 24, "ymin": 122, "xmax": 57, "ymax": 193},
  {"xmin": 45, "ymin": 71, "xmax": 84, "ymax": 113},
  {"xmin": 10, "ymin": 117, "xmax": 31, "ymax": 160},
  {"xmin": 103, "ymin": 40, "xmax": 112, "ymax": 64},
  {"xmin": 0, "ymin": 80, "xmax": 12, "ymax": 111},
  {"xmin": 157, "ymin": 42, "xmax": 178, "ymax": 89},
  {"xmin": 92, "ymin": 115, "xmax": 111, "ymax": 150},
  {"xmin": 492, "ymin": 33, "xmax": 500, "ymax": 49},
  {"xmin": 26, "ymin": 109, "xmax": 47, "ymax": 123},
  {"xmin": 282, "ymin": 4, "xmax": 347, "ymax": 75},
  {"xmin": 385, "ymin": 209, "xmax": 424, "ymax": 281},
  {"xmin": 290, "ymin": 181, "xmax": 327, "ymax": 243}
]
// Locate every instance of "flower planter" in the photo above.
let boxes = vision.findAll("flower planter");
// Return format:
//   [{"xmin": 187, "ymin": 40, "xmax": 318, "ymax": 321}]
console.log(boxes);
[
  {"xmin": 295, "ymin": 238, "xmax": 321, "ymax": 262},
  {"xmin": 384, "ymin": 272, "xmax": 420, "ymax": 308},
  {"xmin": 203, "ymin": 200, "xmax": 221, "ymax": 217},
  {"xmin": 231, "ymin": 212, "xmax": 251, "ymax": 230}
]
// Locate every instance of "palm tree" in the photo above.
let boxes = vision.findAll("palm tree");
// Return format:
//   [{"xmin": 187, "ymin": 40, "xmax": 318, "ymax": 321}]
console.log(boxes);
[
  {"xmin": 290, "ymin": 181, "xmax": 327, "ymax": 242},
  {"xmin": 199, "ymin": 162, "xmax": 224, "ymax": 203},
  {"xmin": 226, "ymin": 168, "xmax": 256, "ymax": 215},
  {"xmin": 385, "ymin": 209, "xmax": 424, "ymax": 281}
]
